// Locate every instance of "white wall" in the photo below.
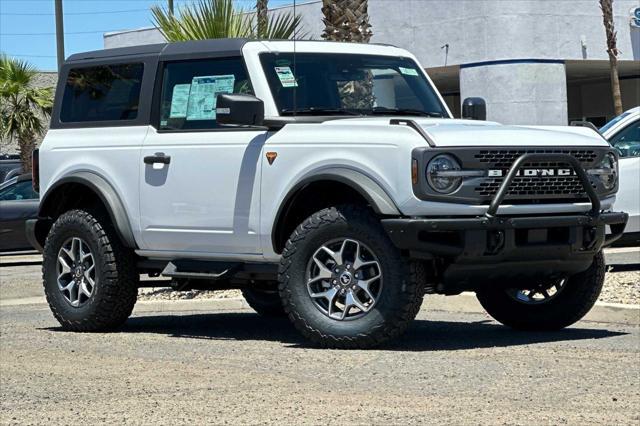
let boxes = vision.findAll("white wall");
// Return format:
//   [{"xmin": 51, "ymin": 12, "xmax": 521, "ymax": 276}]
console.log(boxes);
[
  {"xmin": 368, "ymin": 0, "xmax": 640, "ymax": 68},
  {"xmin": 460, "ymin": 61, "xmax": 568, "ymax": 125}
]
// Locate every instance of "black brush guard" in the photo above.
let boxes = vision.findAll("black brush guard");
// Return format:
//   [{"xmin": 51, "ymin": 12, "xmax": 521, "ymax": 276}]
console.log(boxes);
[{"xmin": 382, "ymin": 153, "xmax": 628, "ymax": 290}]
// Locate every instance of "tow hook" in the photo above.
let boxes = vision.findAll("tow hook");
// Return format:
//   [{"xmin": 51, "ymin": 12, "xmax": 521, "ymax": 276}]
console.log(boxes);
[{"xmin": 486, "ymin": 230, "xmax": 505, "ymax": 255}]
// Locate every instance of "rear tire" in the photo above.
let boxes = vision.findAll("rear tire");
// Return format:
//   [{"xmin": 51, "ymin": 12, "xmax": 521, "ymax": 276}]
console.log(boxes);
[
  {"xmin": 476, "ymin": 251, "xmax": 605, "ymax": 330},
  {"xmin": 242, "ymin": 286, "xmax": 286, "ymax": 317},
  {"xmin": 278, "ymin": 205, "xmax": 424, "ymax": 349},
  {"xmin": 42, "ymin": 209, "xmax": 139, "ymax": 331}
]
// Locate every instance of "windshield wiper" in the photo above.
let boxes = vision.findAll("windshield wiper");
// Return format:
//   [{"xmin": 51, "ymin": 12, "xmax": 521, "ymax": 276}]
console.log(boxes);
[
  {"xmin": 281, "ymin": 108, "xmax": 361, "ymax": 116},
  {"xmin": 370, "ymin": 107, "xmax": 445, "ymax": 117}
]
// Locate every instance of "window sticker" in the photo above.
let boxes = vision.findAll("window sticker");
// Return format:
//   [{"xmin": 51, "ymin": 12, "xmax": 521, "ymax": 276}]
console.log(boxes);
[
  {"xmin": 186, "ymin": 74, "xmax": 236, "ymax": 121},
  {"xmin": 169, "ymin": 84, "xmax": 191, "ymax": 118},
  {"xmin": 399, "ymin": 67, "xmax": 420, "ymax": 76},
  {"xmin": 275, "ymin": 66, "xmax": 298, "ymax": 88}
]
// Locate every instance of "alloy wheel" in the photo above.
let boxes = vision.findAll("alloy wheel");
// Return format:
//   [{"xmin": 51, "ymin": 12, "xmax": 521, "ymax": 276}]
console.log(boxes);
[
  {"xmin": 506, "ymin": 279, "xmax": 567, "ymax": 305},
  {"xmin": 56, "ymin": 237, "xmax": 96, "ymax": 307},
  {"xmin": 305, "ymin": 238, "xmax": 383, "ymax": 321}
]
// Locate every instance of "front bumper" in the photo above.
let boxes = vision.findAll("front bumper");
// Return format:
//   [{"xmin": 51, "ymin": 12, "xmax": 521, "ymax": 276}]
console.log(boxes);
[
  {"xmin": 382, "ymin": 211, "xmax": 628, "ymax": 290},
  {"xmin": 382, "ymin": 152, "xmax": 628, "ymax": 291}
]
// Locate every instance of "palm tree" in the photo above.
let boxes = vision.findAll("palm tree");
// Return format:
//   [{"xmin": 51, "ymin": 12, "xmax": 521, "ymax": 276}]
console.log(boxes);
[
  {"xmin": 321, "ymin": 0, "xmax": 372, "ymax": 43},
  {"xmin": 599, "ymin": 0, "xmax": 623, "ymax": 116},
  {"xmin": 256, "ymin": 0, "xmax": 269, "ymax": 37},
  {"xmin": 0, "ymin": 55, "xmax": 53, "ymax": 173},
  {"xmin": 151, "ymin": 0, "xmax": 302, "ymax": 42}
]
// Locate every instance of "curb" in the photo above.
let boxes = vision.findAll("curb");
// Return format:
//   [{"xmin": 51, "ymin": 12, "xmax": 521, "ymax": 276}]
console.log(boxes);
[{"xmin": 2, "ymin": 293, "xmax": 638, "ymax": 326}]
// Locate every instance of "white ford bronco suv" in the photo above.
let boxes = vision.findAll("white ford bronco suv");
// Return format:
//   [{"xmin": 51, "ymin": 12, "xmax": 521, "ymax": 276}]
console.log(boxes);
[{"xmin": 28, "ymin": 39, "xmax": 628, "ymax": 348}]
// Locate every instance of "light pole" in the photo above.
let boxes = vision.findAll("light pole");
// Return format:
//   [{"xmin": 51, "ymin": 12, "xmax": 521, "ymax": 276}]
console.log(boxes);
[
  {"xmin": 55, "ymin": 0, "xmax": 65, "ymax": 71},
  {"xmin": 168, "ymin": 0, "xmax": 174, "ymax": 15}
]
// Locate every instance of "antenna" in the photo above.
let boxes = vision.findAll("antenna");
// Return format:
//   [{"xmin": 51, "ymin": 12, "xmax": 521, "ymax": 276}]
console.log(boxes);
[{"xmin": 293, "ymin": 0, "xmax": 297, "ymax": 116}]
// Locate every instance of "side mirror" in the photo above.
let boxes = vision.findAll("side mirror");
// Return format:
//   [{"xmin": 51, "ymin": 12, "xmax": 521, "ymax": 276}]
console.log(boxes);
[
  {"xmin": 462, "ymin": 97, "xmax": 487, "ymax": 121},
  {"xmin": 216, "ymin": 93, "xmax": 264, "ymax": 127}
]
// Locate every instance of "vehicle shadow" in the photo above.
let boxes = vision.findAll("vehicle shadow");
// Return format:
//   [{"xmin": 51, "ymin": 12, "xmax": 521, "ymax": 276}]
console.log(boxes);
[{"xmin": 63, "ymin": 312, "xmax": 628, "ymax": 352}]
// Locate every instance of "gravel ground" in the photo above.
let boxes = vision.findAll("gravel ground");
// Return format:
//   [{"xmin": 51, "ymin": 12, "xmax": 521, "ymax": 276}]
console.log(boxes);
[
  {"xmin": 1, "ymin": 253, "xmax": 638, "ymax": 424},
  {"xmin": 600, "ymin": 269, "xmax": 640, "ymax": 305},
  {"xmin": 1, "ymin": 299, "xmax": 638, "ymax": 425}
]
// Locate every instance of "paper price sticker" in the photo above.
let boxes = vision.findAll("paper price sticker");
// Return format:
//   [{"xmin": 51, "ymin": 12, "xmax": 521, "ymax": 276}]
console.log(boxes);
[{"xmin": 275, "ymin": 66, "xmax": 298, "ymax": 88}]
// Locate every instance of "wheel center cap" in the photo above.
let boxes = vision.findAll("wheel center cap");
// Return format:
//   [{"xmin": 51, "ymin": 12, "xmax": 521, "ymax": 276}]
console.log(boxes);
[
  {"xmin": 74, "ymin": 266, "xmax": 84, "ymax": 278},
  {"xmin": 339, "ymin": 271, "xmax": 353, "ymax": 286}
]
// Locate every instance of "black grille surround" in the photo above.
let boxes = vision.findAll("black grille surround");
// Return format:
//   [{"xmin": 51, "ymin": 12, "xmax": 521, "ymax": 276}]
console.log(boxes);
[{"xmin": 411, "ymin": 146, "xmax": 617, "ymax": 205}]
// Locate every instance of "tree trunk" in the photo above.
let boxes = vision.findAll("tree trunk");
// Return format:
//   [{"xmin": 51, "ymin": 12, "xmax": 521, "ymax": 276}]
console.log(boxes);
[
  {"xmin": 608, "ymin": 52, "xmax": 623, "ymax": 116},
  {"xmin": 256, "ymin": 0, "xmax": 268, "ymax": 38},
  {"xmin": 600, "ymin": 0, "xmax": 623, "ymax": 116},
  {"xmin": 18, "ymin": 134, "xmax": 35, "ymax": 174},
  {"xmin": 321, "ymin": 0, "xmax": 372, "ymax": 43}
]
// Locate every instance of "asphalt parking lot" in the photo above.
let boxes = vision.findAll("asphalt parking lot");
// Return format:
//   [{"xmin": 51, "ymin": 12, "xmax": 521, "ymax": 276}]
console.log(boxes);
[{"xmin": 1, "ymin": 252, "xmax": 639, "ymax": 425}]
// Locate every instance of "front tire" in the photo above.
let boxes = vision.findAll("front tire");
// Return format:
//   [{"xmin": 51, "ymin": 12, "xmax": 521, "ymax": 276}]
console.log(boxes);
[
  {"xmin": 43, "ymin": 209, "xmax": 139, "ymax": 331},
  {"xmin": 278, "ymin": 206, "xmax": 424, "ymax": 349},
  {"xmin": 476, "ymin": 251, "xmax": 605, "ymax": 330}
]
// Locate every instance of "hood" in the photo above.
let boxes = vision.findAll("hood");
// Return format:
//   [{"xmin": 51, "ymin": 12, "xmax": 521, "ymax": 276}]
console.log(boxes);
[{"xmin": 322, "ymin": 117, "xmax": 610, "ymax": 148}]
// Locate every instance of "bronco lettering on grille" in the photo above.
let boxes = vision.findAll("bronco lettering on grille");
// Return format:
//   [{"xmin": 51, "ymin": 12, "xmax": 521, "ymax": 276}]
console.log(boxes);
[{"xmin": 487, "ymin": 168, "xmax": 574, "ymax": 177}]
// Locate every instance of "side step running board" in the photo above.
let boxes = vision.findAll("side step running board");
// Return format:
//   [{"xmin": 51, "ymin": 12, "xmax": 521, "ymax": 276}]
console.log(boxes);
[{"xmin": 161, "ymin": 259, "xmax": 241, "ymax": 281}]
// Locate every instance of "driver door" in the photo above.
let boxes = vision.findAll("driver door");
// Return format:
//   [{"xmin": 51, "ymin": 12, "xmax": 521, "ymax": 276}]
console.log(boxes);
[{"xmin": 139, "ymin": 57, "xmax": 266, "ymax": 255}]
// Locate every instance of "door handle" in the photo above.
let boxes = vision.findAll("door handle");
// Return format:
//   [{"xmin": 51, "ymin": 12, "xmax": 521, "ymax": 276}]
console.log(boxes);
[{"xmin": 144, "ymin": 152, "xmax": 171, "ymax": 165}]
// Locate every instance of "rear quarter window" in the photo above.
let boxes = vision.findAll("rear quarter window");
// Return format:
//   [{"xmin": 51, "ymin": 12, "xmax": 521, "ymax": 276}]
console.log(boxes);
[{"xmin": 60, "ymin": 63, "xmax": 144, "ymax": 123}]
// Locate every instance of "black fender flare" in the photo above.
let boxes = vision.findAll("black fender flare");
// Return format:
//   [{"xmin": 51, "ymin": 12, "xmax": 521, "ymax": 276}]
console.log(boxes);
[
  {"xmin": 39, "ymin": 171, "xmax": 137, "ymax": 248},
  {"xmin": 272, "ymin": 168, "xmax": 401, "ymax": 251}
]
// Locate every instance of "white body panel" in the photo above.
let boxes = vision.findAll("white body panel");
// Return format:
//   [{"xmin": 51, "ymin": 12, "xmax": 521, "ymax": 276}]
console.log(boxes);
[
  {"xmin": 38, "ymin": 126, "xmax": 148, "ymax": 246},
  {"xmin": 602, "ymin": 107, "xmax": 640, "ymax": 234},
  {"xmin": 139, "ymin": 129, "xmax": 266, "ymax": 254}
]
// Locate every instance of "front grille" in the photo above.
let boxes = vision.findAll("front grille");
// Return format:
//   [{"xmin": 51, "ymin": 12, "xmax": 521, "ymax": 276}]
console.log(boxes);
[
  {"xmin": 474, "ymin": 149, "xmax": 598, "ymax": 168},
  {"xmin": 476, "ymin": 176, "xmax": 594, "ymax": 198},
  {"xmin": 472, "ymin": 149, "xmax": 599, "ymax": 200},
  {"xmin": 412, "ymin": 146, "xmax": 611, "ymax": 205}
]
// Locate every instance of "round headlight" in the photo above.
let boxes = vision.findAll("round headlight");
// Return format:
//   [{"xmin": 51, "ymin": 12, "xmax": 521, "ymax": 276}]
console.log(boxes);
[
  {"xmin": 426, "ymin": 154, "xmax": 462, "ymax": 193},
  {"xmin": 600, "ymin": 152, "xmax": 618, "ymax": 190}
]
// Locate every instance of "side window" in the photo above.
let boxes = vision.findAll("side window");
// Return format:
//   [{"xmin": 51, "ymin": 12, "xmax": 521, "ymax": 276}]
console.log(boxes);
[
  {"xmin": 610, "ymin": 120, "xmax": 640, "ymax": 158},
  {"xmin": 0, "ymin": 181, "xmax": 37, "ymax": 201},
  {"xmin": 158, "ymin": 57, "xmax": 253, "ymax": 131},
  {"xmin": 60, "ymin": 63, "xmax": 144, "ymax": 123}
]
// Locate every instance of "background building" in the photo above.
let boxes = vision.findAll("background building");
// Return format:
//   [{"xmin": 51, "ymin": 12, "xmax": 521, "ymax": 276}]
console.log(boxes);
[{"xmin": 89, "ymin": 1, "xmax": 640, "ymax": 126}]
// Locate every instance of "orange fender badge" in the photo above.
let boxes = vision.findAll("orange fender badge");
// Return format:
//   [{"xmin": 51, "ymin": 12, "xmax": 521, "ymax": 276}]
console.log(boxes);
[{"xmin": 266, "ymin": 152, "xmax": 278, "ymax": 165}]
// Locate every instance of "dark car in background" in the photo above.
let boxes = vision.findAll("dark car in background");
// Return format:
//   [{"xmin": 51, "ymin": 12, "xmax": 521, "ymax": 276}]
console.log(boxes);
[
  {"xmin": 0, "ymin": 174, "xmax": 38, "ymax": 252},
  {"xmin": 0, "ymin": 154, "xmax": 22, "ymax": 183}
]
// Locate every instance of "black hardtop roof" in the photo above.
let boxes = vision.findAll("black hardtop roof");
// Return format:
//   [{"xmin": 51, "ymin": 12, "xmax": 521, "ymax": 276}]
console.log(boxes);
[
  {"xmin": 65, "ymin": 38, "xmax": 250, "ymax": 63},
  {"xmin": 64, "ymin": 38, "xmax": 399, "ymax": 64}
]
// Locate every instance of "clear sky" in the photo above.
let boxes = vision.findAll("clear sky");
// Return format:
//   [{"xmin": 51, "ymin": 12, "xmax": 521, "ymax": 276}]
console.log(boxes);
[{"xmin": 0, "ymin": 0, "xmax": 296, "ymax": 71}]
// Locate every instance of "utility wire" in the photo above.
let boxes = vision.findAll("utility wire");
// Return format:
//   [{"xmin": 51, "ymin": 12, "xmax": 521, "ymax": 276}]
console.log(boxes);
[
  {"xmin": 0, "ymin": 8, "xmax": 151, "ymax": 16},
  {"xmin": 1, "ymin": 29, "xmax": 127, "ymax": 36},
  {"xmin": 3, "ymin": 53, "xmax": 57, "ymax": 58}
]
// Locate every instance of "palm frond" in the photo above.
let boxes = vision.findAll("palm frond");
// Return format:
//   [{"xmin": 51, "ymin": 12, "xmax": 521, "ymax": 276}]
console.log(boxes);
[
  {"xmin": 151, "ymin": 0, "xmax": 303, "ymax": 42},
  {"xmin": 0, "ymin": 54, "xmax": 53, "ymax": 170},
  {"xmin": 257, "ymin": 10, "xmax": 305, "ymax": 39}
]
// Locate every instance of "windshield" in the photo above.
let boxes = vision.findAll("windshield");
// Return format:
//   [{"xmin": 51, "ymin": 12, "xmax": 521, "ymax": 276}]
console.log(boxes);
[{"xmin": 260, "ymin": 53, "xmax": 448, "ymax": 117}]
